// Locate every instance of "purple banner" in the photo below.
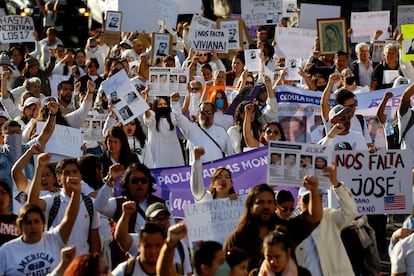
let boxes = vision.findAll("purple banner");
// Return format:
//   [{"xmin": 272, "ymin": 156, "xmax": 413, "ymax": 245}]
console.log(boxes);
[{"xmin": 151, "ymin": 147, "xmax": 299, "ymax": 218}]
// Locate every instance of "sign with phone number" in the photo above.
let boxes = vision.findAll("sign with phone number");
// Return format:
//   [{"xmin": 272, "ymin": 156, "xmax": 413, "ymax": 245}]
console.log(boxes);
[{"xmin": 0, "ymin": 15, "xmax": 35, "ymax": 43}]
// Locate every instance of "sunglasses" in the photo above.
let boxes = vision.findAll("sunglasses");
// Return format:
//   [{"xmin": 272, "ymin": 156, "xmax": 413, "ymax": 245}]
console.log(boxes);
[
  {"xmin": 335, "ymin": 114, "xmax": 352, "ymax": 121},
  {"xmin": 245, "ymin": 81, "xmax": 255, "ymax": 86},
  {"xmin": 200, "ymin": 110, "xmax": 214, "ymax": 115},
  {"xmin": 197, "ymin": 53, "xmax": 208, "ymax": 57},
  {"xmin": 265, "ymin": 129, "xmax": 280, "ymax": 135},
  {"xmin": 130, "ymin": 177, "xmax": 149, "ymax": 184},
  {"xmin": 280, "ymin": 207, "xmax": 295, "ymax": 212},
  {"xmin": 191, "ymin": 87, "xmax": 201, "ymax": 91}
]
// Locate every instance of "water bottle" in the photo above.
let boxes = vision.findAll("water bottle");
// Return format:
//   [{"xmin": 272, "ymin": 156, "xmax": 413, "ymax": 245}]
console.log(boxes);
[{"xmin": 385, "ymin": 118, "xmax": 394, "ymax": 136}]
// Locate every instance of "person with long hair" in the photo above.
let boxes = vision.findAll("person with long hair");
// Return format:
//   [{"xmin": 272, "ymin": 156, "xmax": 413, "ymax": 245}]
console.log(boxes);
[
  {"xmin": 143, "ymin": 90, "xmax": 184, "ymax": 168},
  {"xmin": 94, "ymin": 162, "xmax": 164, "ymax": 268},
  {"xmin": 257, "ymin": 230, "xmax": 311, "ymax": 275},
  {"xmin": 228, "ymin": 100, "xmax": 262, "ymax": 153},
  {"xmin": 207, "ymin": 86, "xmax": 233, "ymax": 131},
  {"xmin": 244, "ymin": 112, "xmax": 287, "ymax": 149},
  {"xmin": 100, "ymin": 126, "xmax": 139, "ymax": 196},
  {"xmin": 190, "ymin": 146, "xmax": 237, "ymax": 203},
  {"xmin": 227, "ymin": 247, "xmax": 249, "ymax": 276},
  {"xmin": 225, "ymin": 179, "xmax": 322, "ymax": 272},
  {"xmin": 63, "ymin": 252, "xmax": 111, "ymax": 276},
  {"xmin": 102, "ymin": 102, "xmax": 153, "ymax": 168},
  {"xmin": 0, "ymin": 152, "xmax": 81, "ymax": 275}
]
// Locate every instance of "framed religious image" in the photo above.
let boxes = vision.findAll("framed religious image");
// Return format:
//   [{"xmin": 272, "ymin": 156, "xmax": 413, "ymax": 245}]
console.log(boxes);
[
  {"xmin": 317, "ymin": 18, "xmax": 347, "ymax": 55},
  {"xmin": 105, "ymin": 11, "xmax": 122, "ymax": 32},
  {"xmin": 217, "ymin": 18, "xmax": 243, "ymax": 51},
  {"xmin": 151, "ymin": 33, "xmax": 172, "ymax": 64}
]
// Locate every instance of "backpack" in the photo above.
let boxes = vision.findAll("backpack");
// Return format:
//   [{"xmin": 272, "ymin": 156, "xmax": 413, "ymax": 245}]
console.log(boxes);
[
  {"xmin": 124, "ymin": 241, "xmax": 186, "ymax": 276},
  {"xmin": 47, "ymin": 193, "xmax": 94, "ymax": 230},
  {"xmin": 392, "ymin": 110, "xmax": 414, "ymax": 149}
]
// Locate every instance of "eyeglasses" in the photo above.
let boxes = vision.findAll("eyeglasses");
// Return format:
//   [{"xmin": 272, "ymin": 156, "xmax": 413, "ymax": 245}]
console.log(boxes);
[
  {"xmin": 200, "ymin": 110, "xmax": 214, "ymax": 115},
  {"xmin": 335, "ymin": 114, "xmax": 352, "ymax": 121},
  {"xmin": 197, "ymin": 53, "xmax": 208, "ymax": 57},
  {"xmin": 130, "ymin": 177, "xmax": 149, "ymax": 184},
  {"xmin": 245, "ymin": 81, "xmax": 255, "ymax": 86},
  {"xmin": 280, "ymin": 207, "xmax": 295, "ymax": 212},
  {"xmin": 265, "ymin": 129, "xmax": 280, "ymax": 135},
  {"xmin": 191, "ymin": 87, "xmax": 201, "ymax": 91}
]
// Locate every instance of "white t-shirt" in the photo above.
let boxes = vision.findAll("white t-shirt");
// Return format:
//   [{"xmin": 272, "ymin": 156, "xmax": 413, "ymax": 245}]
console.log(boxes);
[
  {"xmin": 43, "ymin": 191, "xmax": 100, "ymax": 256},
  {"xmin": 112, "ymin": 257, "xmax": 153, "ymax": 276},
  {"xmin": 391, "ymin": 233, "xmax": 414, "ymax": 275},
  {"xmin": 0, "ymin": 229, "xmax": 64, "ymax": 275}
]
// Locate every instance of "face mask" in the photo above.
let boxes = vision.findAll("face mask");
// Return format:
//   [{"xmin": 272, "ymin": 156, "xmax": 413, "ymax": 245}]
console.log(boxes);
[
  {"xmin": 215, "ymin": 99, "xmax": 224, "ymax": 109},
  {"xmin": 316, "ymin": 85, "xmax": 326, "ymax": 91},
  {"xmin": 157, "ymin": 107, "xmax": 170, "ymax": 116},
  {"xmin": 5, "ymin": 133, "xmax": 22, "ymax": 163},
  {"xmin": 345, "ymin": 76, "xmax": 356, "ymax": 85},
  {"xmin": 214, "ymin": 261, "xmax": 231, "ymax": 276}
]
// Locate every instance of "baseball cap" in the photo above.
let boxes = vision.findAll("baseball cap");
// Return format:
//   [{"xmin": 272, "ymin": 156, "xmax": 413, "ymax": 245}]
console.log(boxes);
[
  {"xmin": 298, "ymin": 187, "xmax": 325, "ymax": 197},
  {"xmin": 145, "ymin": 202, "xmax": 170, "ymax": 219},
  {"xmin": 334, "ymin": 142, "xmax": 353, "ymax": 151},
  {"xmin": 328, "ymin": 104, "xmax": 352, "ymax": 121},
  {"xmin": 120, "ymin": 39, "xmax": 133, "ymax": 49},
  {"xmin": 25, "ymin": 57, "xmax": 39, "ymax": 68},
  {"xmin": 23, "ymin": 97, "xmax": 41, "ymax": 108}
]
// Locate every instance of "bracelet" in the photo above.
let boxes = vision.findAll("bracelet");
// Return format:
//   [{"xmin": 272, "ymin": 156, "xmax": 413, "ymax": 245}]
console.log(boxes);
[{"xmin": 333, "ymin": 182, "xmax": 343, "ymax": 188}]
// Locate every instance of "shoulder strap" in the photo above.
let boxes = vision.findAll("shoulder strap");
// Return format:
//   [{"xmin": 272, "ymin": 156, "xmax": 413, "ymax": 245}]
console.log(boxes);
[
  {"xmin": 124, "ymin": 256, "xmax": 136, "ymax": 276},
  {"xmin": 47, "ymin": 195, "xmax": 61, "ymax": 230},
  {"xmin": 197, "ymin": 123, "xmax": 225, "ymax": 157},
  {"xmin": 356, "ymin": 114, "xmax": 365, "ymax": 133},
  {"xmin": 82, "ymin": 193, "xmax": 94, "ymax": 230},
  {"xmin": 402, "ymin": 110, "xmax": 414, "ymax": 141},
  {"xmin": 177, "ymin": 240, "xmax": 185, "ymax": 267}
]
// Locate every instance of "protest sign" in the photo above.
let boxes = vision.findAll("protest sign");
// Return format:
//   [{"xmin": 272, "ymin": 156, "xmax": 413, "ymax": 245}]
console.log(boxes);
[
  {"xmin": 285, "ymin": 57, "xmax": 301, "ymax": 80},
  {"xmin": 0, "ymin": 15, "xmax": 35, "ymax": 43},
  {"xmin": 37, "ymin": 122, "xmax": 83, "ymax": 158},
  {"xmin": 371, "ymin": 40, "xmax": 385, "ymax": 63},
  {"xmin": 268, "ymin": 141, "xmax": 331, "ymax": 188},
  {"xmin": 299, "ymin": 3, "xmax": 340, "ymax": 30},
  {"xmin": 49, "ymin": 74, "xmax": 70, "ymax": 99},
  {"xmin": 152, "ymin": 147, "xmax": 299, "ymax": 218},
  {"xmin": 217, "ymin": 18, "xmax": 243, "ymax": 51},
  {"xmin": 335, "ymin": 149, "xmax": 412, "ymax": 214},
  {"xmin": 241, "ymin": 0, "xmax": 283, "ymax": 27},
  {"xmin": 149, "ymin": 67, "xmax": 189, "ymax": 96},
  {"xmin": 178, "ymin": 0, "xmax": 201, "ymax": 14},
  {"xmin": 189, "ymin": 27, "xmax": 229, "ymax": 53},
  {"xmin": 282, "ymin": 0, "xmax": 297, "ymax": 18},
  {"xmin": 402, "ymin": 24, "xmax": 414, "ymax": 61},
  {"xmin": 350, "ymin": 11, "xmax": 390, "ymax": 43},
  {"xmin": 81, "ymin": 110, "xmax": 107, "ymax": 141},
  {"xmin": 397, "ymin": 5, "xmax": 414, "ymax": 29},
  {"xmin": 118, "ymin": 0, "xmax": 157, "ymax": 32},
  {"xmin": 184, "ymin": 197, "xmax": 246, "ymax": 248},
  {"xmin": 101, "ymin": 69, "xmax": 149, "ymax": 125},
  {"xmin": 274, "ymin": 27, "xmax": 316, "ymax": 58},
  {"xmin": 244, "ymin": 49, "xmax": 261, "ymax": 72},
  {"xmin": 158, "ymin": 0, "xmax": 179, "ymax": 29}
]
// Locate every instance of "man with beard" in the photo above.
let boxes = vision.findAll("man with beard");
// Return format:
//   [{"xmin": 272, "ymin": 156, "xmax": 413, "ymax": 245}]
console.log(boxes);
[
  {"xmin": 224, "ymin": 180, "xmax": 322, "ymax": 272},
  {"xmin": 57, "ymin": 80, "xmax": 75, "ymax": 115},
  {"xmin": 171, "ymin": 94, "xmax": 234, "ymax": 163}
]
